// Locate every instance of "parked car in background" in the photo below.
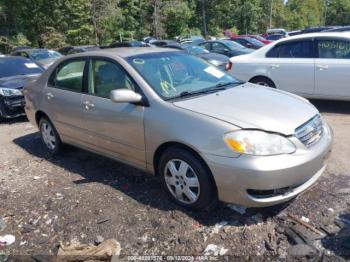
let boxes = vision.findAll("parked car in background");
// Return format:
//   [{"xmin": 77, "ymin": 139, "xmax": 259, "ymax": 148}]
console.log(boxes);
[
  {"xmin": 179, "ymin": 35, "xmax": 205, "ymax": 45},
  {"xmin": 266, "ymin": 28, "xmax": 288, "ymax": 37},
  {"xmin": 301, "ymin": 26, "xmax": 339, "ymax": 34},
  {"xmin": 229, "ymin": 32, "xmax": 350, "ymax": 101},
  {"xmin": 240, "ymin": 35, "xmax": 272, "ymax": 45},
  {"xmin": 59, "ymin": 45, "xmax": 100, "ymax": 55},
  {"xmin": 150, "ymin": 40, "xmax": 179, "ymax": 47},
  {"xmin": 265, "ymin": 34, "xmax": 286, "ymax": 41},
  {"xmin": 164, "ymin": 44, "xmax": 230, "ymax": 71},
  {"xmin": 109, "ymin": 41, "xmax": 148, "ymax": 48},
  {"xmin": 11, "ymin": 48, "xmax": 62, "ymax": 69},
  {"xmin": 24, "ymin": 48, "xmax": 332, "ymax": 210},
  {"xmin": 323, "ymin": 26, "xmax": 350, "ymax": 32},
  {"xmin": 198, "ymin": 40, "xmax": 254, "ymax": 58},
  {"xmin": 0, "ymin": 56, "xmax": 43, "ymax": 120},
  {"xmin": 230, "ymin": 36, "xmax": 266, "ymax": 49},
  {"xmin": 288, "ymin": 30, "xmax": 302, "ymax": 36}
]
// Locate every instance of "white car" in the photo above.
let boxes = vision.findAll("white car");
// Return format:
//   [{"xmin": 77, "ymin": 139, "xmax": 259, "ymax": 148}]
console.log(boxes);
[{"xmin": 229, "ymin": 32, "xmax": 350, "ymax": 101}]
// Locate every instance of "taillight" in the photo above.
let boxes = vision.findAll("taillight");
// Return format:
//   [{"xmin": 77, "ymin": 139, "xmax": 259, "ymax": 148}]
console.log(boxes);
[{"xmin": 226, "ymin": 61, "xmax": 233, "ymax": 71}]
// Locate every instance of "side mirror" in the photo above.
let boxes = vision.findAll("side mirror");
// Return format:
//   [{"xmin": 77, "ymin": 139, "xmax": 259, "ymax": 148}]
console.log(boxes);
[{"xmin": 110, "ymin": 89, "xmax": 143, "ymax": 104}]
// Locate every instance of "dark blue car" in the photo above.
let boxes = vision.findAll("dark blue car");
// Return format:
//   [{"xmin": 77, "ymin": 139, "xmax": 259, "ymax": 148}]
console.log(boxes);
[{"xmin": 0, "ymin": 56, "xmax": 43, "ymax": 120}]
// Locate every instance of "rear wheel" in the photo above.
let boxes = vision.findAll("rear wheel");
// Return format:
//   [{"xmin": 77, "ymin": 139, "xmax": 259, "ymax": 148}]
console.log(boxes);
[
  {"xmin": 158, "ymin": 148, "xmax": 217, "ymax": 211},
  {"xmin": 39, "ymin": 117, "xmax": 62, "ymax": 155},
  {"xmin": 250, "ymin": 77, "xmax": 276, "ymax": 88}
]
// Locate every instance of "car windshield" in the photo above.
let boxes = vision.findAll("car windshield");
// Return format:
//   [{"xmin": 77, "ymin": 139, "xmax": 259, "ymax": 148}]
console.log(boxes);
[
  {"xmin": 29, "ymin": 50, "xmax": 62, "ymax": 61},
  {"xmin": 127, "ymin": 52, "xmax": 240, "ymax": 100},
  {"xmin": 246, "ymin": 37, "xmax": 265, "ymax": 46},
  {"xmin": 254, "ymin": 35, "xmax": 267, "ymax": 41},
  {"xmin": 222, "ymin": 40, "xmax": 246, "ymax": 50},
  {"xmin": 0, "ymin": 58, "xmax": 43, "ymax": 78},
  {"xmin": 185, "ymin": 46, "xmax": 209, "ymax": 55}
]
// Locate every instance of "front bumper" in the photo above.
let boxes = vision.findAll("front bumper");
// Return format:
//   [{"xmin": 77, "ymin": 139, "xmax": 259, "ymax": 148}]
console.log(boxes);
[
  {"xmin": 203, "ymin": 123, "xmax": 333, "ymax": 207},
  {"xmin": 0, "ymin": 95, "xmax": 26, "ymax": 119}
]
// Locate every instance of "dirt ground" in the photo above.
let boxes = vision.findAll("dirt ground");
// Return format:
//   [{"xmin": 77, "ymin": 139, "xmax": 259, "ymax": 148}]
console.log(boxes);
[{"xmin": 0, "ymin": 99, "xmax": 349, "ymax": 261}]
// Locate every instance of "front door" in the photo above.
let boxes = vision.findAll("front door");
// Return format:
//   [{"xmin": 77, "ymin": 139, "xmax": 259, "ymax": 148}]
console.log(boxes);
[
  {"xmin": 80, "ymin": 58, "xmax": 146, "ymax": 168},
  {"xmin": 315, "ymin": 38, "xmax": 350, "ymax": 99}
]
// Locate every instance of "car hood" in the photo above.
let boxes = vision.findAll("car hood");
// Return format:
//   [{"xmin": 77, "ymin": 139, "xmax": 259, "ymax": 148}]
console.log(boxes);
[
  {"xmin": 173, "ymin": 83, "xmax": 318, "ymax": 135},
  {"xmin": 0, "ymin": 74, "xmax": 41, "ymax": 89}
]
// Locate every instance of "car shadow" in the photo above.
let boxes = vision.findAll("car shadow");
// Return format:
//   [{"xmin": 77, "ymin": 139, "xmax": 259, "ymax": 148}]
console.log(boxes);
[
  {"xmin": 12, "ymin": 132, "xmax": 290, "ymax": 227},
  {"xmin": 321, "ymin": 213, "xmax": 350, "ymax": 259},
  {"xmin": 310, "ymin": 99, "xmax": 350, "ymax": 114}
]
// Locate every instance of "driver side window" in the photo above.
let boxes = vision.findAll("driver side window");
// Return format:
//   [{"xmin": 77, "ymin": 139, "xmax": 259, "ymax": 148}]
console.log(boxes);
[
  {"xmin": 212, "ymin": 42, "xmax": 226, "ymax": 52},
  {"xmin": 88, "ymin": 59, "xmax": 135, "ymax": 99}
]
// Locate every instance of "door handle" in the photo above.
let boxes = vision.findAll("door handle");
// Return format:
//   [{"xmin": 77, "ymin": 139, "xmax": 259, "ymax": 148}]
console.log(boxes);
[
  {"xmin": 317, "ymin": 65, "xmax": 329, "ymax": 70},
  {"xmin": 46, "ymin": 92, "xmax": 54, "ymax": 100},
  {"xmin": 271, "ymin": 64, "xmax": 280, "ymax": 69},
  {"xmin": 83, "ymin": 101, "xmax": 95, "ymax": 110}
]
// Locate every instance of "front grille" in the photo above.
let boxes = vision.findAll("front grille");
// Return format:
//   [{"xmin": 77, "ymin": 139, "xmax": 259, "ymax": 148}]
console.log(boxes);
[{"xmin": 295, "ymin": 115, "xmax": 323, "ymax": 147}]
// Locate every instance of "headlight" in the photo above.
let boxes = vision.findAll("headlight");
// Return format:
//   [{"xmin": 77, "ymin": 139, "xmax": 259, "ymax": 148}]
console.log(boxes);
[
  {"xmin": 0, "ymin": 87, "xmax": 22, "ymax": 97},
  {"xmin": 208, "ymin": 60, "xmax": 222, "ymax": 66},
  {"xmin": 224, "ymin": 130, "xmax": 296, "ymax": 156}
]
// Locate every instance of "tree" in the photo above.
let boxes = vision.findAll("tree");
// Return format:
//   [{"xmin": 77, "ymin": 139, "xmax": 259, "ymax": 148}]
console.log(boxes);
[
  {"xmin": 162, "ymin": 0, "xmax": 191, "ymax": 38},
  {"xmin": 325, "ymin": 0, "xmax": 350, "ymax": 25}
]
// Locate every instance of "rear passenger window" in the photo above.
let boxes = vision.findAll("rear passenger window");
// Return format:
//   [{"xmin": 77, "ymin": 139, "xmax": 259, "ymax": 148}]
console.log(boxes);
[
  {"xmin": 318, "ymin": 39, "xmax": 350, "ymax": 59},
  {"xmin": 266, "ymin": 41, "xmax": 314, "ymax": 58},
  {"xmin": 51, "ymin": 60, "xmax": 85, "ymax": 92}
]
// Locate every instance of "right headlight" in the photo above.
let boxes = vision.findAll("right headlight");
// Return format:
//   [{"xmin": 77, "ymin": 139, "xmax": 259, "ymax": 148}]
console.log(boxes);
[
  {"xmin": 224, "ymin": 130, "xmax": 296, "ymax": 156},
  {"xmin": 0, "ymin": 87, "xmax": 23, "ymax": 97}
]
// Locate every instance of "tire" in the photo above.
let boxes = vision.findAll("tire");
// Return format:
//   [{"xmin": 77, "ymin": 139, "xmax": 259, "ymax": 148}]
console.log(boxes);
[
  {"xmin": 158, "ymin": 147, "xmax": 217, "ymax": 211},
  {"xmin": 39, "ymin": 117, "xmax": 62, "ymax": 155},
  {"xmin": 250, "ymin": 77, "xmax": 276, "ymax": 88}
]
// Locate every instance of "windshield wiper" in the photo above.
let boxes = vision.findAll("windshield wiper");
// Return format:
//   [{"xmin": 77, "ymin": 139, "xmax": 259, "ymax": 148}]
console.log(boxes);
[
  {"xmin": 166, "ymin": 87, "xmax": 227, "ymax": 101},
  {"xmin": 215, "ymin": 81, "xmax": 244, "ymax": 88}
]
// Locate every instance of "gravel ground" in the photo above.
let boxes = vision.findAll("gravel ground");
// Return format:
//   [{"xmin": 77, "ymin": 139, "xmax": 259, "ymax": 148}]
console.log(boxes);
[{"xmin": 0, "ymin": 99, "xmax": 349, "ymax": 261}]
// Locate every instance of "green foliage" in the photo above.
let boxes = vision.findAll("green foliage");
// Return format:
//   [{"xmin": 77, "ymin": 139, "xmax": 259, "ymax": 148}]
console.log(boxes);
[{"xmin": 0, "ymin": 0, "xmax": 350, "ymax": 50}]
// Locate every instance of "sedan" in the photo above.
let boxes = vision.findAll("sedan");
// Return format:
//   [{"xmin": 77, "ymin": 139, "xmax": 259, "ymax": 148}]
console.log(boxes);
[
  {"xmin": 198, "ymin": 40, "xmax": 254, "ymax": 58},
  {"xmin": 163, "ymin": 44, "xmax": 230, "ymax": 71},
  {"xmin": 229, "ymin": 32, "xmax": 350, "ymax": 100},
  {"xmin": 230, "ymin": 36, "xmax": 266, "ymax": 49},
  {"xmin": 11, "ymin": 48, "xmax": 62, "ymax": 69},
  {"xmin": 0, "ymin": 56, "xmax": 43, "ymax": 120},
  {"xmin": 24, "ymin": 48, "xmax": 332, "ymax": 210}
]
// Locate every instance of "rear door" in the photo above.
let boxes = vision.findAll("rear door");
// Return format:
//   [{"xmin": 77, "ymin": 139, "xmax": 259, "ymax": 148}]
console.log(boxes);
[
  {"xmin": 315, "ymin": 37, "xmax": 350, "ymax": 98},
  {"xmin": 79, "ymin": 57, "xmax": 146, "ymax": 168},
  {"xmin": 44, "ymin": 58, "xmax": 87, "ymax": 141},
  {"xmin": 264, "ymin": 39, "xmax": 315, "ymax": 95}
]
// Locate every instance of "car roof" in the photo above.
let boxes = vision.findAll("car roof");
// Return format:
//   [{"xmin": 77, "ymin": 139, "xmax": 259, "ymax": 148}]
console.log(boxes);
[
  {"xmin": 0, "ymin": 56, "xmax": 32, "ymax": 61},
  {"xmin": 68, "ymin": 47, "xmax": 181, "ymax": 58},
  {"xmin": 277, "ymin": 32, "xmax": 350, "ymax": 42}
]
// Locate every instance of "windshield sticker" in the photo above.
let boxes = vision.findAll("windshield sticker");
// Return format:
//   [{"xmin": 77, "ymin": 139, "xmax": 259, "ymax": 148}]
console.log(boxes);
[
  {"xmin": 25, "ymin": 63, "xmax": 39, "ymax": 68},
  {"xmin": 133, "ymin": 58, "xmax": 144, "ymax": 64},
  {"xmin": 204, "ymin": 66, "xmax": 225, "ymax": 78}
]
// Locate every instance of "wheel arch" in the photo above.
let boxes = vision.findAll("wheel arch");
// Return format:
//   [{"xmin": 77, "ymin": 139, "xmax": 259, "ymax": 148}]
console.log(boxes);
[
  {"xmin": 249, "ymin": 75, "xmax": 276, "ymax": 88},
  {"xmin": 153, "ymin": 141, "xmax": 218, "ymax": 193},
  {"xmin": 35, "ymin": 110, "xmax": 49, "ymax": 127}
]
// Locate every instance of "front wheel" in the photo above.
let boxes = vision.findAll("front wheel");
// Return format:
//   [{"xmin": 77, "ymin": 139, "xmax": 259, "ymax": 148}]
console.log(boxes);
[
  {"xmin": 39, "ymin": 117, "xmax": 62, "ymax": 155},
  {"xmin": 158, "ymin": 148, "xmax": 217, "ymax": 211}
]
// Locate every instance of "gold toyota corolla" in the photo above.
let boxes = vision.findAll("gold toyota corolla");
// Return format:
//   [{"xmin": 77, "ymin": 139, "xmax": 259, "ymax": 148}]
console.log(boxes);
[{"xmin": 24, "ymin": 48, "xmax": 333, "ymax": 210}]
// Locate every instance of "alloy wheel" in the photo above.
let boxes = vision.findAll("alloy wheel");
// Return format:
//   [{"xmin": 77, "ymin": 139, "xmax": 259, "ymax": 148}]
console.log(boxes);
[
  {"xmin": 41, "ymin": 122, "xmax": 56, "ymax": 150},
  {"xmin": 164, "ymin": 159, "xmax": 200, "ymax": 204}
]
